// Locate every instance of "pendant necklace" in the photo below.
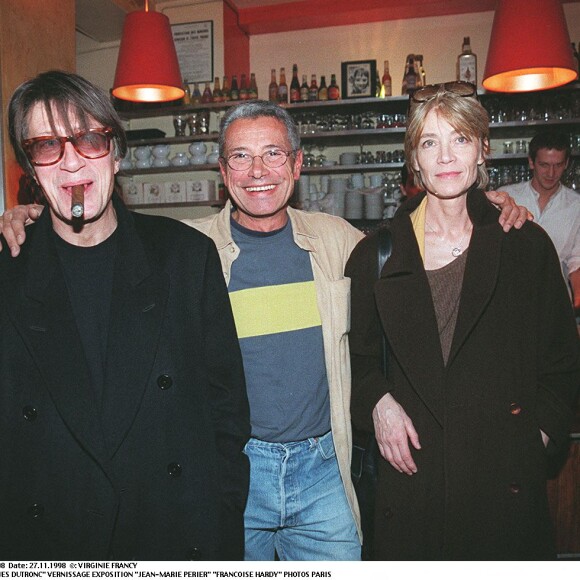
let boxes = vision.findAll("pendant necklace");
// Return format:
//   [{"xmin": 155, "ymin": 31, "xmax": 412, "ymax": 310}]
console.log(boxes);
[{"xmin": 425, "ymin": 222, "xmax": 471, "ymax": 257}]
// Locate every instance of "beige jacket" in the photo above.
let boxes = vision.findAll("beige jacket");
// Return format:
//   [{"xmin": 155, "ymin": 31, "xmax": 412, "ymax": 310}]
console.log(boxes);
[{"xmin": 183, "ymin": 201, "xmax": 365, "ymax": 540}]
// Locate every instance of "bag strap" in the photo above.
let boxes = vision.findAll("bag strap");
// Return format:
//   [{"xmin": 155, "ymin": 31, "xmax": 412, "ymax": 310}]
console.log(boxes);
[{"xmin": 376, "ymin": 227, "xmax": 392, "ymax": 375}]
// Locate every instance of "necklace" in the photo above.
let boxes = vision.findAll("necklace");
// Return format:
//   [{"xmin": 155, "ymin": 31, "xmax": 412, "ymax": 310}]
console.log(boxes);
[{"xmin": 425, "ymin": 221, "xmax": 471, "ymax": 257}]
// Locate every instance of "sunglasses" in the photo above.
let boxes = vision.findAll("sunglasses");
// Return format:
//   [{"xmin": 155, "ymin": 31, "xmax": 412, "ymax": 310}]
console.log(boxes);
[
  {"xmin": 22, "ymin": 127, "xmax": 114, "ymax": 167},
  {"xmin": 408, "ymin": 81, "xmax": 477, "ymax": 113}
]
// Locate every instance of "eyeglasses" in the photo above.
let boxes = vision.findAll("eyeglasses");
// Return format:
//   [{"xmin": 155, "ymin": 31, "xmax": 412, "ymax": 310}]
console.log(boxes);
[
  {"xmin": 22, "ymin": 127, "xmax": 114, "ymax": 166},
  {"xmin": 222, "ymin": 149, "xmax": 295, "ymax": 171},
  {"xmin": 408, "ymin": 81, "xmax": 477, "ymax": 113}
]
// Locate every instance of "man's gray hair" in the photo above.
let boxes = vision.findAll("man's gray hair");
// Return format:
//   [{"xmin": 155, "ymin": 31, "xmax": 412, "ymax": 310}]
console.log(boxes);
[{"xmin": 218, "ymin": 100, "xmax": 301, "ymax": 156}]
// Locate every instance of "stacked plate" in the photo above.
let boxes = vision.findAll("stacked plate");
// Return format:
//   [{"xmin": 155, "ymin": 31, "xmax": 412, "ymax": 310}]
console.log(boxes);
[{"xmin": 364, "ymin": 188, "xmax": 384, "ymax": 219}]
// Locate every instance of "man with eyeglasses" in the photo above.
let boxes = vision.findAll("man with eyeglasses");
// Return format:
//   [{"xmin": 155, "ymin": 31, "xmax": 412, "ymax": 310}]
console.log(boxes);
[
  {"xmin": 1, "ymin": 97, "xmax": 528, "ymax": 561},
  {"xmin": 0, "ymin": 70, "xmax": 250, "ymax": 560}
]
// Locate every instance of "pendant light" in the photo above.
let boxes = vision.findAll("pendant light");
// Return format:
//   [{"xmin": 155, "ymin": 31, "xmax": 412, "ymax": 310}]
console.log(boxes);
[
  {"xmin": 483, "ymin": 0, "xmax": 577, "ymax": 93},
  {"xmin": 112, "ymin": 0, "xmax": 184, "ymax": 102}
]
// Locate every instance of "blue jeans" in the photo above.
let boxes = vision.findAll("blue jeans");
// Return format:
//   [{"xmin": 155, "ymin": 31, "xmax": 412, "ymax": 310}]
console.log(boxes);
[{"xmin": 243, "ymin": 430, "xmax": 361, "ymax": 561}]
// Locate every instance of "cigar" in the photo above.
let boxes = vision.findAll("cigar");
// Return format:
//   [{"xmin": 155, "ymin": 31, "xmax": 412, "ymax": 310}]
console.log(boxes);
[{"xmin": 71, "ymin": 185, "xmax": 84, "ymax": 219}]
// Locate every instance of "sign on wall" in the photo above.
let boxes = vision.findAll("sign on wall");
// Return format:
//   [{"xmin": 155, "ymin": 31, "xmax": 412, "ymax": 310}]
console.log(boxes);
[{"xmin": 171, "ymin": 21, "xmax": 214, "ymax": 84}]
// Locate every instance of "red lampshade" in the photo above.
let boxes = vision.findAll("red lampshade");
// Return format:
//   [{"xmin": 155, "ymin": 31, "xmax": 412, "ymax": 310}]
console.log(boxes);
[
  {"xmin": 483, "ymin": 0, "xmax": 577, "ymax": 92},
  {"xmin": 112, "ymin": 8, "xmax": 184, "ymax": 102}
]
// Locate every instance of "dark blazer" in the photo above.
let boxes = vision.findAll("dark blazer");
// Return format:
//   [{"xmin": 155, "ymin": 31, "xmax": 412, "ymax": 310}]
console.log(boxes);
[
  {"xmin": 0, "ymin": 196, "xmax": 250, "ymax": 560},
  {"xmin": 347, "ymin": 189, "xmax": 580, "ymax": 560}
]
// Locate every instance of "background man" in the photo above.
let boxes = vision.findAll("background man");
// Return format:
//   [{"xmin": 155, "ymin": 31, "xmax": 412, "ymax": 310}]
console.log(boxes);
[
  {"xmin": 0, "ymin": 70, "xmax": 249, "ymax": 560},
  {"xmin": 500, "ymin": 131, "xmax": 580, "ymax": 308}
]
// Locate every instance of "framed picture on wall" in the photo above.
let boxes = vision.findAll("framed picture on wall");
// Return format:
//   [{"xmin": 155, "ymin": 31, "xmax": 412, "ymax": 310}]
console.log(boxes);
[{"xmin": 341, "ymin": 60, "xmax": 377, "ymax": 99}]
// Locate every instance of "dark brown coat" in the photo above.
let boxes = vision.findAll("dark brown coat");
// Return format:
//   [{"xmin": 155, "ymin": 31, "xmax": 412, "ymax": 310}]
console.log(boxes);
[{"xmin": 347, "ymin": 189, "xmax": 580, "ymax": 560}]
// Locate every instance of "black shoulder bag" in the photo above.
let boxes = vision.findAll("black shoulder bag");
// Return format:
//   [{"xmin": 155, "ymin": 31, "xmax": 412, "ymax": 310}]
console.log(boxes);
[{"xmin": 351, "ymin": 226, "xmax": 392, "ymax": 561}]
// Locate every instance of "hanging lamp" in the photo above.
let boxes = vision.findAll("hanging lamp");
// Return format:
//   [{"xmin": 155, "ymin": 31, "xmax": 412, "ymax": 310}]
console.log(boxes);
[
  {"xmin": 483, "ymin": 0, "xmax": 577, "ymax": 93},
  {"xmin": 112, "ymin": 0, "xmax": 184, "ymax": 102}
]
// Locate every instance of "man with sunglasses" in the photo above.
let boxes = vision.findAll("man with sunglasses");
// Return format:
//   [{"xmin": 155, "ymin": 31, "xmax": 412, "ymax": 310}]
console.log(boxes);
[
  {"xmin": 1, "ymin": 97, "xmax": 528, "ymax": 561},
  {"xmin": 0, "ymin": 70, "xmax": 250, "ymax": 560}
]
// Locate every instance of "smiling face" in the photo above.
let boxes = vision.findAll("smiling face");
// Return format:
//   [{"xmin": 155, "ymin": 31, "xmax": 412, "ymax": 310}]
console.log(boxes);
[
  {"xmin": 26, "ymin": 102, "xmax": 119, "ymax": 244},
  {"xmin": 413, "ymin": 108, "xmax": 484, "ymax": 199},
  {"xmin": 219, "ymin": 117, "xmax": 302, "ymax": 232},
  {"xmin": 530, "ymin": 148, "xmax": 568, "ymax": 196}
]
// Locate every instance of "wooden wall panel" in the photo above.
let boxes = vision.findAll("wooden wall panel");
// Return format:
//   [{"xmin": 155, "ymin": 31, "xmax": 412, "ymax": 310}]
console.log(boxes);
[{"xmin": 0, "ymin": 0, "xmax": 75, "ymax": 208}]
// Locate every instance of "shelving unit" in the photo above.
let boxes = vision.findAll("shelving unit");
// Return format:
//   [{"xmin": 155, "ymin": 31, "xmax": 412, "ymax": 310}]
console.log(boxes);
[{"xmin": 115, "ymin": 84, "xmax": 580, "ymax": 209}]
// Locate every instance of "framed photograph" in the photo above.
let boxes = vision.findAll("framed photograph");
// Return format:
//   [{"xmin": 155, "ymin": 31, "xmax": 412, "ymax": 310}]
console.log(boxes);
[{"xmin": 341, "ymin": 60, "xmax": 377, "ymax": 99}]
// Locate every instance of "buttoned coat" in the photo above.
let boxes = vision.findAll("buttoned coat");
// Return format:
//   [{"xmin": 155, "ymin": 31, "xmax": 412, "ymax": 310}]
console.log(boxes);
[
  {"xmin": 0, "ymin": 197, "xmax": 250, "ymax": 560},
  {"xmin": 347, "ymin": 190, "xmax": 580, "ymax": 560}
]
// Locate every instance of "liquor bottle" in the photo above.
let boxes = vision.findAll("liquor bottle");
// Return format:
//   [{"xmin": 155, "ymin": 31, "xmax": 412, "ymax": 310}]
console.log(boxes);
[
  {"xmin": 457, "ymin": 36, "xmax": 477, "ymax": 85},
  {"xmin": 212, "ymin": 77, "xmax": 223, "ymax": 103},
  {"xmin": 191, "ymin": 82, "xmax": 201, "ymax": 105},
  {"xmin": 300, "ymin": 74, "xmax": 309, "ymax": 102},
  {"xmin": 230, "ymin": 75, "xmax": 239, "ymax": 101},
  {"xmin": 290, "ymin": 64, "xmax": 301, "ymax": 103},
  {"xmin": 268, "ymin": 68, "xmax": 278, "ymax": 102},
  {"xmin": 248, "ymin": 73, "xmax": 258, "ymax": 99},
  {"xmin": 308, "ymin": 74, "xmax": 319, "ymax": 101},
  {"xmin": 277, "ymin": 67, "xmax": 288, "ymax": 103},
  {"xmin": 401, "ymin": 55, "xmax": 418, "ymax": 95},
  {"xmin": 413, "ymin": 58, "xmax": 423, "ymax": 88},
  {"xmin": 239, "ymin": 73, "xmax": 249, "ymax": 100},
  {"xmin": 182, "ymin": 79, "xmax": 191, "ymax": 104},
  {"xmin": 222, "ymin": 75, "xmax": 231, "ymax": 102},
  {"xmin": 416, "ymin": 55, "xmax": 427, "ymax": 87},
  {"xmin": 380, "ymin": 60, "xmax": 392, "ymax": 97},
  {"xmin": 201, "ymin": 81, "xmax": 213, "ymax": 103},
  {"xmin": 318, "ymin": 75, "xmax": 328, "ymax": 101},
  {"xmin": 376, "ymin": 68, "xmax": 382, "ymax": 97},
  {"xmin": 328, "ymin": 74, "xmax": 340, "ymax": 100}
]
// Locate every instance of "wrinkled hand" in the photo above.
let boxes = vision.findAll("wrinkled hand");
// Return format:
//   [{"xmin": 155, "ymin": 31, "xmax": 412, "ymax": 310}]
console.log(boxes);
[
  {"xmin": 485, "ymin": 190, "xmax": 533, "ymax": 232},
  {"xmin": 0, "ymin": 204, "xmax": 44, "ymax": 257},
  {"xmin": 372, "ymin": 393, "xmax": 421, "ymax": 475}
]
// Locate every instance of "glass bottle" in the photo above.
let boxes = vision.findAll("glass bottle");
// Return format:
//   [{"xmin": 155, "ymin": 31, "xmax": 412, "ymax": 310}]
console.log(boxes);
[
  {"xmin": 328, "ymin": 73, "xmax": 340, "ymax": 100},
  {"xmin": 402, "ymin": 55, "xmax": 418, "ymax": 95},
  {"xmin": 222, "ymin": 75, "xmax": 231, "ymax": 102},
  {"xmin": 191, "ymin": 82, "xmax": 201, "ymax": 105},
  {"xmin": 318, "ymin": 75, "xmax": 328, "ymax": 101},
  {"xmin": 413, "ymin": 58, "xmax": 423, "ymax": 88},
  {"xmin": 290, "ymin": 64, "xmax": 301, "ymax": 103},
  {"xmin": 230, "ymin": 75, "xmax": 239, "ymax": 101},
  {"xmin": 182, "ymin": 79, "xmax": 191, "ymax": 104},
  {"xmin": 300, "ymin": 74, "xmax": 309, "ymax": 102},
  {"xmin": 212, "ymin": 76, "xmax": 223, "ymax": 103},
  {"xmin": 308, "ymin": 74, "xmax": 319, "ymax": 101},
  {"xmin": 239, "ymin": 73, "xmax": 249, "ymax": 100},
  {"xmin": 201, "ymin": 81, "xmax": 213, "ymax": 103},
  {"xmin": 417, "ymin": 55, "xmax": 427, "ymax": 86},
  {"xmin": 380, "ymin": 60, "xmax": 392, "ymax": 97},
  {"xmin": 248, "ymin": 73, "xmax": 258, "ymax": 99},
  {"xmin": 268, "ymin": 68, "xmax": 278, "ymax": 102},
  {"xmin": 277, "ymin": 67, "xmax": 288, "ymax": 103},
  {"xmin": 457, "ymin": 36, "xmax": 477, "ymax": 84}
]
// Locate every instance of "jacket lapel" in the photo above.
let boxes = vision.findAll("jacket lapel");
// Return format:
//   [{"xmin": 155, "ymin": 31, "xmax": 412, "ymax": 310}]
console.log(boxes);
[
  {"xmin": 100, "ymin": 200, "xmax": 169, "ymax": 456},
  {"xmin": 374, "ymin": 215, "xmax": 445, "ymax": 426},
  {"xmin": 5, "ymin": 210, "xmax": 107, "ymax": 460},
  {"xmin": 447, "ymin": 193, "xmax": 503, "ymax": 365}
]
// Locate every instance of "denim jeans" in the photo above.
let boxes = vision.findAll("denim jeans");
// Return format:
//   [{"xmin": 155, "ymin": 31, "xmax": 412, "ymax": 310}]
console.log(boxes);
[{"xmin": 243, "ymin": 430, "xmax": 361, "ymax": 561}]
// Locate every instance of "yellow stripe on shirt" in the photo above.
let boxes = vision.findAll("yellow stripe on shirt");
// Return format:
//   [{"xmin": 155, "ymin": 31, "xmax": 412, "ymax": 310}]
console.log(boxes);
[{"xmin": 229, "ymin": 280, "xmax": 321, "ymax": 339}]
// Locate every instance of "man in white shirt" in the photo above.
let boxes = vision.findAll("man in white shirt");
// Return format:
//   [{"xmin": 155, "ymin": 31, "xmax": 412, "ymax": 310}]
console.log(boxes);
[{"xmin": 501, "ymin": 131, "xmax": 580, "ymax": 309}]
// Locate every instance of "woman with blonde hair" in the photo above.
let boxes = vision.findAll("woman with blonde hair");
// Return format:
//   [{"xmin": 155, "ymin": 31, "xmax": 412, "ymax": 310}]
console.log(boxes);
[{"xmin": 347, "ymin": 82, "xmax": 579, "ymax": 560}]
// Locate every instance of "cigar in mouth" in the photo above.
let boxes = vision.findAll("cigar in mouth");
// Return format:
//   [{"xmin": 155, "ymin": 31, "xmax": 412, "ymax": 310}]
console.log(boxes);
[{"xmin": 71, "ymin": 185, "xmax": 84, "ymax": 219}]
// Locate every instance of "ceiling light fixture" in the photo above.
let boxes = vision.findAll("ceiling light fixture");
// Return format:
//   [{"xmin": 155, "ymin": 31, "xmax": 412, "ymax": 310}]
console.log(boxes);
[
  {"xmin": 112, "ymin": 0, "xmax": 184, "ymax": 102},
  {"xmin": 483, "ymin": 0, "xmax": 577, "ymax": 93}
]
